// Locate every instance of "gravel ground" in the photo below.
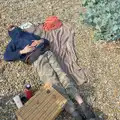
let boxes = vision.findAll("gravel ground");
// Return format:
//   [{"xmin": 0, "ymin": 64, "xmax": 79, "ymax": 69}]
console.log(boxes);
[{"xmin": 0, "ymin": 0, "xmax": 120, "ymax": 120}]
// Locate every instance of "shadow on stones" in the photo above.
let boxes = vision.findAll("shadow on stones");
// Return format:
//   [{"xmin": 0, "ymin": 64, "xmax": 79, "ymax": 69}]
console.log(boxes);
[
  {"xmin": 0, "ymin": 95, "xmax": 17, "ymax": 120},
  {"xmin": 78, "ymin": 83, "xmax": 108, "ymax": 120}
]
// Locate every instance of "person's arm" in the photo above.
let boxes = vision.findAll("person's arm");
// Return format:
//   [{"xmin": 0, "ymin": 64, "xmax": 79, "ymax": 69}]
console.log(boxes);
[
  {"xmin": 4, "ymin": 41, "xmax": 35, "ymax": 61},
  {"xmin": 43, "ymin": 39, "xmax": 50, "ymax": 46},
  {"xmin": 19, "ymin": 45, "xmax": 35, "ymax": 54},
  {"xmin": 4, "ymin": 41, "xmax": 21, "ymax": 61},
  {"xmin": 36, "ymin": 39, "xmax": 50, "ymax": 51},
  {"xmin": 31, "ymin": 39, "xmax": 50, "ymax": 47}
]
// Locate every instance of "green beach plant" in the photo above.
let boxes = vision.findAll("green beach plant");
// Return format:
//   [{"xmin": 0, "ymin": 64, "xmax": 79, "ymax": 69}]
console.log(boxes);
[{"xmin": 81, "ymin": 0, "xmax": 120, "ymax": 41}]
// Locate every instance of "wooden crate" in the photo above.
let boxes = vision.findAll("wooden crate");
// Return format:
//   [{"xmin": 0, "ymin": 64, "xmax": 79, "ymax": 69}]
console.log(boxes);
[{"xmin": 16, "ymin": 86, "xmax": 67, "ymax": 120}]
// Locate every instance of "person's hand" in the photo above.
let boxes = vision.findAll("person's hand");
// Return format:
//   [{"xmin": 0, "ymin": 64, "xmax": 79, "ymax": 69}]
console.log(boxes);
[
  {"xmin": 20, "ymin": 45, "xmax": 35, "ymax": 54},
  {"xmin": 8, "ymin": 25, "xmax": 16, "ymax": 31},
  {"xmin": 31, "ymin": 39, "xmax": 44, "ymax": 47},
  {"xmin": 44, "ymin": 83, "xmax": 52, "ymax": 90}
]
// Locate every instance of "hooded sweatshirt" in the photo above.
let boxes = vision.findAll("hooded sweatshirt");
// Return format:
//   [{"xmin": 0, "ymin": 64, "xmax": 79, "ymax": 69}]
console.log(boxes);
[{"xmin": 4, "ymin": 27, "xmax": 49, "ymax": 62}]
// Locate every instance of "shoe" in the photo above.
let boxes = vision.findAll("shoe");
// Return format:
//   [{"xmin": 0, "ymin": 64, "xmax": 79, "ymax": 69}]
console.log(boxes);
[
  {"xmin": 71, "ymin": 111, "xmax": 83, "ymax": 120},
  {"xmin": 78, "ymin": 102, "xmax": 96, "ymax": 120},
  {"xmin": 73, "ymin": 115, "xmax": 83, "ymax": 120}
]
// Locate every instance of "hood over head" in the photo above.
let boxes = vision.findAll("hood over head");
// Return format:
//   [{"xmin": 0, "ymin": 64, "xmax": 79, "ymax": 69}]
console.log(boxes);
[{"xmin": 8, "ymin": 27, "xmax": 23, "ymax": 40}]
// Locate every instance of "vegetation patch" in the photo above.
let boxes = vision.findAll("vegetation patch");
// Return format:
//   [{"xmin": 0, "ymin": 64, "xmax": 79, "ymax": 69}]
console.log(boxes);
[{"xmin": 81, "ymin": 0, "xmax": 120, "ymax": 41}]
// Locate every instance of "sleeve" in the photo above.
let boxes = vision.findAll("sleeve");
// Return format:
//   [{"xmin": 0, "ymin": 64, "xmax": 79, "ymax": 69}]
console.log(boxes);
[
  {"xmin": 43, "ymin": 39, "xmax": 50, "ymax": 46},
  {"xmin": 32, "ymin": 34, "xmax": 41, "ymax": 40},
  {"xmin": 4, "ymin": 41, "xmax": 21, "ymax": 61}
]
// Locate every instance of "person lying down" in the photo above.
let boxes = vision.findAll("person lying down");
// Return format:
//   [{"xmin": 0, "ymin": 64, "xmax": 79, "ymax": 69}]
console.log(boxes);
[{"xmin": 4, "ymin": 25, "xmax": 96, "ymax": 120}]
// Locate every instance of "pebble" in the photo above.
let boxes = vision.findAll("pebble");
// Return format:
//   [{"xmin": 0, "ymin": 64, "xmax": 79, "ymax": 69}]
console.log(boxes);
[{"xmin": 1, "ymin": 0, "xmax": 120, "ymax": 120}]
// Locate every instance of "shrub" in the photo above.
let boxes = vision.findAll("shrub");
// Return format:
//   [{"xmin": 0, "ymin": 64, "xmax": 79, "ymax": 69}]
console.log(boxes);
[{"xmin": 81, "ymin": 0, "xmax": 120, "ymax": 41}]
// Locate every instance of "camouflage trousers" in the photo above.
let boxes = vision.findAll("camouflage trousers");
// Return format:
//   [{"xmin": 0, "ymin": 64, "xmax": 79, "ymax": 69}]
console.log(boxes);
[{"xmin": 33, "ymin": 51, "xmax": 79, "ymax": 114}]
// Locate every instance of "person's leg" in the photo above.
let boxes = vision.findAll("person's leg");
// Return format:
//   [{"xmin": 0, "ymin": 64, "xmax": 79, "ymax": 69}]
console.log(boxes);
[
  {"xmin": 46, "ymin": 51, "xmax": 81, "ymax": 101},
  {"xmin": 47, "ymin": 51, "xmax": 96, "ymax": 120},
  {"xmin": 47, "ymin": 51, "xmax": 83, "ymax": 103},
  {"xmin": 33, "ymin": 51, "xmax": 82, "ymax": 119},
  {"xmin": 65, "ymin": 100, "xmax": 83, "ymax": 120}
]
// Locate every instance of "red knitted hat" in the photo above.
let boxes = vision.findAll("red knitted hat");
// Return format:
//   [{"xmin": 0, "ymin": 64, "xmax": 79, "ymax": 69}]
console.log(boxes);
[{"xmin": 43, "ymin": 16, "xmax": 62, "ymax": 31}]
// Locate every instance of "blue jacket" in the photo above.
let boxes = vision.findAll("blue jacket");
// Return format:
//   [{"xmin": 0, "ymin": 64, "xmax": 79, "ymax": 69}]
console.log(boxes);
[{"xmin": 4, "ymin": 27, "xmax": 49, "ymax": 62}]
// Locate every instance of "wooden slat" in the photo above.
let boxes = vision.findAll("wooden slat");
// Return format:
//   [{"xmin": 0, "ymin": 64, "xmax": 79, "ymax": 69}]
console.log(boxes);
[
  {"xmin": 27, "ymin": 91, "xmax": 56, "ymax": 120},
  {"xmin": 22, "ymin": 90, "xmax": 55, "ymax": 120},
  {"xmin": 40, "ymin": 93, "xmax": 65, "ymax": 120},
  {"xmin": 48, "ymin": 101, "xmax": 67, "ymax": 120},
  {"xmin": 33, "ymin": 94, "xmax": 57, "ymax": 120},
  {"xmin": 16, "ymin": 86, "xmax": 67, "ymax": 120},
  {"xmin": 44, "ymin": 98, "xmax": 66, "ymax": 120},
  {"xmin": 18, "ymin": 88, "xmax": 45, "ymax": 115}
]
